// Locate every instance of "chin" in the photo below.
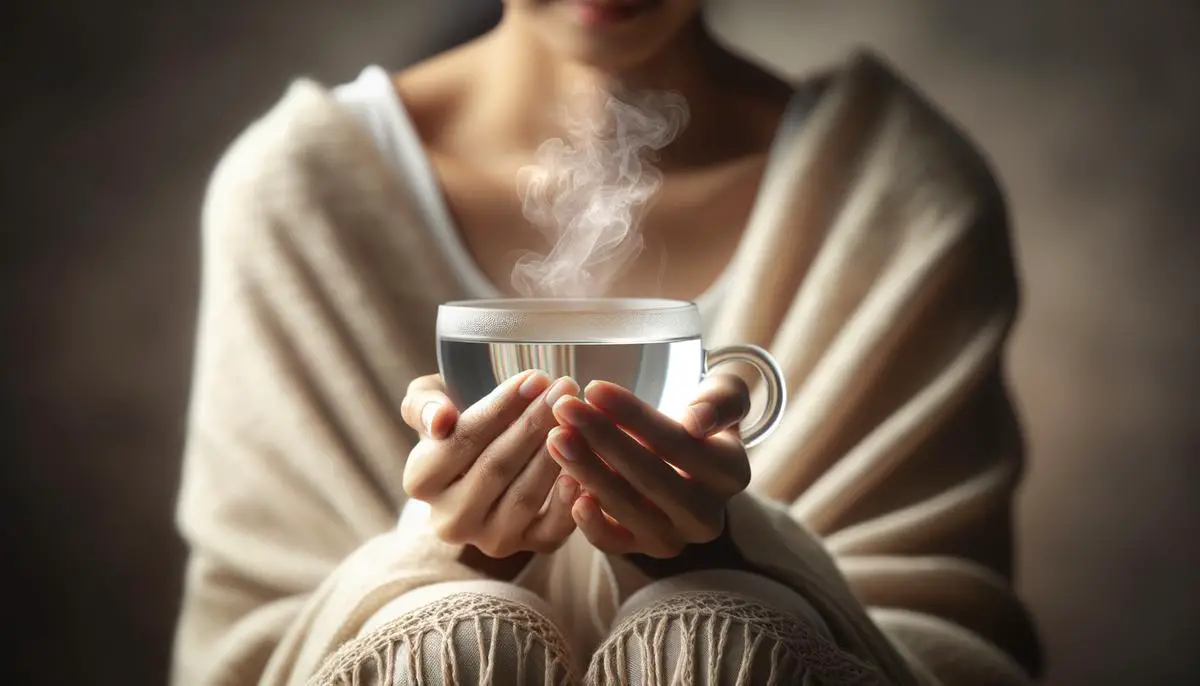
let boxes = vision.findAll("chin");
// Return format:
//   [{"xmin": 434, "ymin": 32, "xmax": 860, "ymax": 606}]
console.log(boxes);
[
  {"xmin": 561, "ymin": 39, "xmax": 665, "ymax": 74},
  {"xmin": 531, "ymin": 0, "xmax": 701, "ymax": 74}
]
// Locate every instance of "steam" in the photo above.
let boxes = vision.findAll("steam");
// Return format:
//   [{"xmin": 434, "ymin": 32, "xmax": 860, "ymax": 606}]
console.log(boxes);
[{"xmin": 512, "ymin": 85, "xmax": 690, "ymax": 298}]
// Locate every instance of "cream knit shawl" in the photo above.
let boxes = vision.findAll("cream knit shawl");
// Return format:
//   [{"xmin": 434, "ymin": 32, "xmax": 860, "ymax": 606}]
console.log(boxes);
[{"xmin": 173, "ymin": 51, "xmax": 1040, "ymax": 685}]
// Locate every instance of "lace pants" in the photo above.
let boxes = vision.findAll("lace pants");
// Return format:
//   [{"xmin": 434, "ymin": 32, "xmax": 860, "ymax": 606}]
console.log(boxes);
[{"xmin": 314, "ymin": 570, "xmax": 885, "ymax": 685}]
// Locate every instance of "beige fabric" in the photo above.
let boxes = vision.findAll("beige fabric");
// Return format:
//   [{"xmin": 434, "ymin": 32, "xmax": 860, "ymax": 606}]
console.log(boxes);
[
  {"xmin": 613, "ymin": 569, "xmax": 837, "ymax": 639},
  {"xmin": 314, "ymin": 572, "xmax": 877, "ymax": 686},
  {"xmin": 315, "ymin": 582, "xmax": 577, "ymax": 686},
  {"xmin": 172, "ymin": 51, "xmax": 1039, "ymax": 685},
  {"xmin": 588, "ymin": 570, "xmax": 883, "ymax": 686}
]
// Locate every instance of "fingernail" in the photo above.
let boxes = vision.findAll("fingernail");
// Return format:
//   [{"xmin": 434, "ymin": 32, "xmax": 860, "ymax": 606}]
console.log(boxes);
[
  {"xmin": 420, "ymin": 401, "xmax": 441, "ymax": 434},
  {"xmin": 547, "ymin": 429, "xmax": 577, "ymax": 462},
  {"xmin": 582, "ymin": 380, "xmax": 616, "ymax": 410},
  {"xmin": 577, "ymin": 497, "xmax": 597, "ymax": 522},
  {"xmin": 554, "ymin": 396, "xmax": 590, "ymax": 427},
  {"xmin": 519, "ymin": 371, "xmax": 551, "ymax": 399},
  {"xmin": 544, "ymin": 377, "xmax": 578, "ymax": 407},
  {"xmin": 686, "ymin": 402, "xmax": 717, "ymax": 438},
  {"xmin": 557, "ymin": 476, "xmax": 579, "ymax": 504}
]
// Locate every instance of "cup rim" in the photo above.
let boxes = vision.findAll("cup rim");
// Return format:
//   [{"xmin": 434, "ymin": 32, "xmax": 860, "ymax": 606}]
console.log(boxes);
[
  {"xmin": 437, "ymin": 297, "xmax": 703, "ymax": 344},
  {"xmin": 439, "ymin": 297, "xmax": 695, "ymax": 314}
]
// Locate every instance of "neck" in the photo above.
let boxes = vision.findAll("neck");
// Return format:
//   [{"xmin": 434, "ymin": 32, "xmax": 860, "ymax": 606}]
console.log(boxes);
[{"xmin": 463, "ymin": 15, "xmax": 743, "ymax": 165}]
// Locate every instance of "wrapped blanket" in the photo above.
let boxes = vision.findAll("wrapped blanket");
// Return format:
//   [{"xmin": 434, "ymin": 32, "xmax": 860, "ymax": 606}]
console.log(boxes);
[{"xmin": 173, "ymin": 51, "xmax": 1040, "ymax": 685}]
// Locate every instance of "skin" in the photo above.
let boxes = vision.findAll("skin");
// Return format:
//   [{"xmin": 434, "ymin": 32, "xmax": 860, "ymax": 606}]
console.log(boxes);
[
  {"xmin": 402, "ymin": 371, "xmax": 757, "ymax": 579},
  {"xmin": 394, "ymin": 0, "xmax": 795, "ymax": 301},
  {"xmin": 548, "ymin": 379, "xmax": 754, "ymax": 559},
  {"xmin": 398, "ymin": 0, "xmax": 795, "ymax": 578}
]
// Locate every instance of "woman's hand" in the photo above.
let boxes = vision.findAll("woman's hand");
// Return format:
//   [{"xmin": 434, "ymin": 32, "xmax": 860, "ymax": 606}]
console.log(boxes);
[
  {"xmin": 400, "ymin": 371, "xmax": 581, "ymax": 571},
  {"xmin": 545, "ymin": 375, "xmax": 753, "ymax": 562}
]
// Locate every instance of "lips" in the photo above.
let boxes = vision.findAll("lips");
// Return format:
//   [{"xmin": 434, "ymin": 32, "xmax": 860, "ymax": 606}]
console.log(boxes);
[
  {"xmin": 573, "ymin": 0, "xmax": 659, "ymax": 27},
  {"xmin": 579, "ymin": 0, "xmax": 653, "ymax": 7}
]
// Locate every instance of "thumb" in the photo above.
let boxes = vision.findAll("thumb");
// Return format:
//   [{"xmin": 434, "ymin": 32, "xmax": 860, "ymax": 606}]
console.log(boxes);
[
  {"xmin": 402, "ymin": 376, "xmax": 459, "ymax": 440},
  {"xmin": 683, "ymin": 373, "xmax": 751, "ymax": 439}
]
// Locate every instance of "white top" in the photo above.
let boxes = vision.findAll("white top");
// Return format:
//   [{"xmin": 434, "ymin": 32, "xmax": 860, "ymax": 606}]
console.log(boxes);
[{"xmin": 333, "ymin": 65, "xmax": 811, "ymax": 326}]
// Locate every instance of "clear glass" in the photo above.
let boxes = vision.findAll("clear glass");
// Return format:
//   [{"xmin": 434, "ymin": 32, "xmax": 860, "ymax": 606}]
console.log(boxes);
[{"xmin": 437, "ymin": 298, "xmax": 786, "ymax": 447}]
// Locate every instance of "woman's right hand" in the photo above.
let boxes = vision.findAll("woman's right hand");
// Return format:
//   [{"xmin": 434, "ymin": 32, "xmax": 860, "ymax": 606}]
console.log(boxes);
[{"xmin": 401, "ymin": 371, "xmax": 582, "ymax": 564}]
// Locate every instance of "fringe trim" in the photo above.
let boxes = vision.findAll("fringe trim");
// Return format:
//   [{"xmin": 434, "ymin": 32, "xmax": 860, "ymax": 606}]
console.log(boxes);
[
  {"xmin": 584, "ymin": 590, "xmax": 890, "ymax": 685},
  {"xmin": 311, "ymin": 592, "xmax": 577, "ymax": 685}
]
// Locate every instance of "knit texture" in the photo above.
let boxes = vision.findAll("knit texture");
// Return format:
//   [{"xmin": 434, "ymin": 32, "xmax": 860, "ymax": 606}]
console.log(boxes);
[
  {"xmin": 315, "ymin": 591, "xmax": 577, "ymax": 686},
  {"xmin": 586, "ymin": 589, "xmax": 886, "ymax": 686},
  {"xmin": 313, "ymin": 576, "xmax": 883, "ymax": 686}
]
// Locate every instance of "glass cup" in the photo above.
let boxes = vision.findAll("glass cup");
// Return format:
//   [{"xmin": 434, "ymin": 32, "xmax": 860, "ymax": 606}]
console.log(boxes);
[{"xmin": 436, "ymin": 298, "xmax": 785, "ymax": 447}]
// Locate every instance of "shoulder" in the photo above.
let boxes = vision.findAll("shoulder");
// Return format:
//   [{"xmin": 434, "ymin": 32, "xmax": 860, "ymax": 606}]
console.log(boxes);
[
  {"xmin": 204, "ymin": 79, "xmax": 363, "ymax": 225},
  {"xmin": 851, "ymin": 50, "xmax": 1007, "ymax": 216},
  {"xmin": 199, "ymin": 77, "xmax": 399, "ymax": 266},
  {"xmin": 201, "ymin": 40, "xmax": 481, "ymax": 231},
  {"xmin": 197, "ymin": 72, "xmax": 467, "ymax": 307},
  {"xmin": 797, "ymin": 50, "xmax": 1020, "ymax": 309},
  {"xmin": 859, "ymin": 50, "xmax": 1021, "ymax": 307},
  {"xmin": 809, "ymin": 50, "xmax": 1014, "ymax": 265}
]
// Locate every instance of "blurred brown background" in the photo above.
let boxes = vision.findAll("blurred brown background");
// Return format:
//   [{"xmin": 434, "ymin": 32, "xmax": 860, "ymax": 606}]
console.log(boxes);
[{"xmin": 2, "ymin": 1, "xmax": 1197, "ymax": 684}]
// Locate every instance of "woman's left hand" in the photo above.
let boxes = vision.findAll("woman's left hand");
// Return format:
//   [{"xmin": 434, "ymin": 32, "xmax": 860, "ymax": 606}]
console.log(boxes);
[{"xmin": 546, "ymin": 375, "xmax": 753, "ymax": 559}]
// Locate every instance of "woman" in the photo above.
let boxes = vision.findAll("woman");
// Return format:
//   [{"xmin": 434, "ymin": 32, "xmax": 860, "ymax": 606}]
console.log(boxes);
[{"xmin": 173, "ymin": 1, "xmax": 1041, "ymax": 684}]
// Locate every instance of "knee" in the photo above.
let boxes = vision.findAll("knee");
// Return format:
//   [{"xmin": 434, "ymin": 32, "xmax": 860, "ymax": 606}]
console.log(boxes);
[
  {"xmin": 317, "ymin": 589, "xmax": 576, "ymax": 686},
  {"xmin": 586, "ymin": 589, "xmax": 880, "ymax": 686}
]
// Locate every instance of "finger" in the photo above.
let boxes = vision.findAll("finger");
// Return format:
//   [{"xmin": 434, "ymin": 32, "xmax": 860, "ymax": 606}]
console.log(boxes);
[
  {"xmin": 552, "ymin": 395, "xmax": 717, "ymax": 540},
  {"xmin": 402, "ymin": 375, "xmax": 454, "ymax": 438},
  {"xmin": 525, "ymin": 474, "xmax": 581, "ymax": 553},
  {"xmin": 454, "ymin": 376, "xmax": 577, "ymax": 518},
  {"xmin": 484, "ymin": 417, "xmax": 564, "ymax": 525},
  {"xmin": 546, "ymin": 426, "xmax": 679, "ymax": 556},
  {"xmin": 572, "ymin": 494, "xmax": 636, "ymax": 555},
  {"xmin": 491, "ymin": 443, "xmax": 562, "ymax": 528},
  {"xmin": 680, "ymin": 373, "xmax": 751, "ymax": 438},
  {"xmin": 584, "ymin": 381, "xmax": 747, "ymax": 494},
  {"xmin": 406, "ymin": 374, "xmax": 446, "ymax": 395},
  {"xmin": 445, "ymin": 368, "xmax": 544, "ymax": 460},
  {"xmin": 401, "ymin": 388, "xmax": 458, "ymax": 440},
  {"xmin": 403, "ymin": 370, "xmax": 542, "ymax": 500}
]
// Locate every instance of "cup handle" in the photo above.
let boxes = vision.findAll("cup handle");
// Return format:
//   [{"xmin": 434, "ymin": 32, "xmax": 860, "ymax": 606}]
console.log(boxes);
[{"xmin": 703, "ymin": 345, "xmax": 787, "ymax": 448}]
